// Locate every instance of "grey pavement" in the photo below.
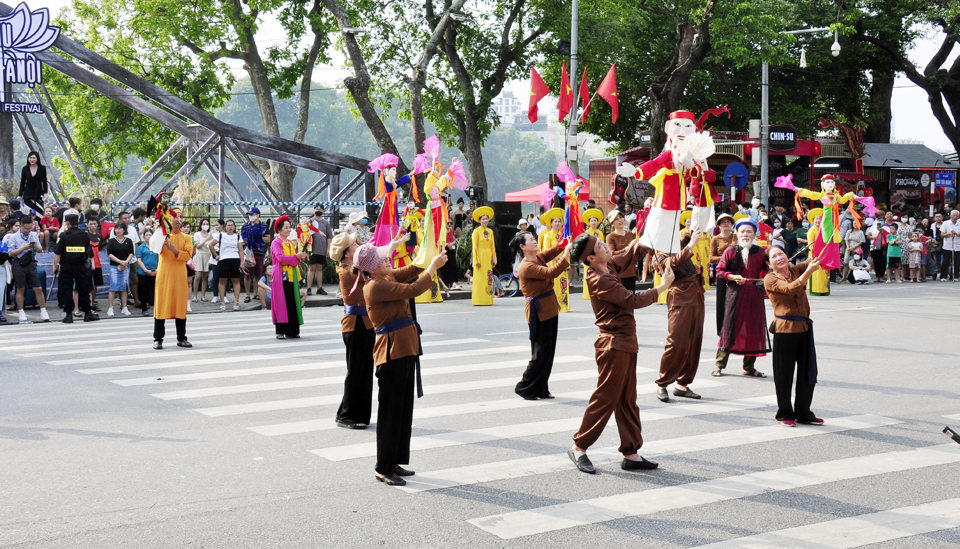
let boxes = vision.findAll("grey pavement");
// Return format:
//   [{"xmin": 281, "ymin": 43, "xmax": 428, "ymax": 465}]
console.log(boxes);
[{"xmin": 2, "ymin": 281, "xmax": 960, "ymax": 547}]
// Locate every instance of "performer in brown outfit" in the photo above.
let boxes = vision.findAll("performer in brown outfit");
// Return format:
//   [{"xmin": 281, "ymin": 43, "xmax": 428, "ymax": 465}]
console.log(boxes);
[
  {"xmin": 604, "ymin": 209, "xmax": 637, "ymax": 290},
  {"xmin": 567, "ymin": 233, "xmax": 674, "ymax": 474},
  {"xmin": 512, "ymin": 230, "xmax": 571, "ymax": 399},
  {"xmin": 358, "ymin": 239, "xmax": 447, "ymax": 486},
  {"xmin": 709, "ymin": 213, "xmax": 736, "ymax": 334},
  {"xmin": 763, "ymin": 247, "xmax": 824, "ymax": 427},
  {"xmin": 653, "ymin": 228, "xmax": 705, "ymax": 402}
]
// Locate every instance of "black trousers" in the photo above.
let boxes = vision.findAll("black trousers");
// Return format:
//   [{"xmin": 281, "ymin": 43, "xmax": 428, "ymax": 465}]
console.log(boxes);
[
  {"xmin": 275, "ymin": 281, "xmax": 300, "ymax": 337},
  {"xmin": 138, "ymin": 274, "xmax": 155, "ymax": 309},
  {"xmin": 23, "ymin": 196, "xmax": 43, "ymax": 213},
  {"xmin": 940, "ymin": 250, "xmax": 960, "ymax": 280},
  {"xmin": 441, "ymin": 248, "xmax": 458, "ymax": 286},
  {"xmin": 59, "ymin": 263, "xmax": 91, "ymax": 313},
  {"xmin": 337, "ymin": 325, "xmax": 375, "ymax": 424},
  {"xmin": 515, "ymin": 314, "xmax": 558, "ymax": 399},
  {"xmin": 375, "ymin": 356, "xmax": 416, "ymax": 475},
  {"xmin": 871, "ymin": 249, "xmax": 887, "ymax": 280},
  {"xmin": 772, "ymin": 332, "xmax": 816, "ymax": 422},
  {"xmin": 154, "ymin": 318, "xmax": 186, "ymax": 342}
]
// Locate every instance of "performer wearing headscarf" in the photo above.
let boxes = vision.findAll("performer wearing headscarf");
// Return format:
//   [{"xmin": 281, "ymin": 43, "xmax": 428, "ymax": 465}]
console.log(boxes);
[
  {"xmin": 566, "ymin": 232, "xmax": 674, "ymax": 474},
  {"xmin": 538, "ymin": 208, "xmax": 570, "ymax": 312},
  {"xmin": 581, "ymin": 208, "xmax": 604, "ymax": 299},
  {"xmin": 512, "ymin": 230, "xmax": 570, "ymax": 400},
  {"xmin": 152, "ymin": 214, "xmax": 193, "ymax": 349},
  {"xmin": 331, "ymin": 231, "xmax": 371, "ymax": 429},
  {"xmin": 359, "ymin": 241, "xmax": 447, "ymax": 486},
  {"xmin": 270, "ymin": 216, "xmax": 307, "ymax": 339},
  {"xmin": 471, "ymin": 206, "xmax": 496, "ymax": 306},
  {"xmin": 713, "ymin": 218, "xmax": 770, "ymax": 377},
  {"xmin": 764, "ymin": 247, "xmax": 824, "ymax": 427},
  {"xmin": 652, "ymin": 229, "xmax": 705, "ymax": 401},
  {"xmin": 605, "ymin": 209, "xmax": 637, "ymax": 291},
  {"xmin": 710, "ymin": 213, "xmax": 736, "ymax": 329}
]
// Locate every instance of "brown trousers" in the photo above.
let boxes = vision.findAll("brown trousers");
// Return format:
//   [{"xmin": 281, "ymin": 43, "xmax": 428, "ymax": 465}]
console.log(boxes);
[
  {"xmin": 573, "ymin": 347, "xmax": 644, "ymax": 455},
  {"xmin": 657, "ymin": 300, "xmax": 705, "ymax": 387}
]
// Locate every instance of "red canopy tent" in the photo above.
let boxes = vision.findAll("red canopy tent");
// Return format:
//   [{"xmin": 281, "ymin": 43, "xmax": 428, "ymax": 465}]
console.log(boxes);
[{"xmin": 503, "ymin": 181, "xmax": 591, "ymax": 202}]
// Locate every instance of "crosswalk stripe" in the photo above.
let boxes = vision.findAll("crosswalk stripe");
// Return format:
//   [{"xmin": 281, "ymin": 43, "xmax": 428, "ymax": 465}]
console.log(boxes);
[
  {"xmin": 196, "ymin": 375, "xmax": 726, "ymax": 419},
  {"xmin": 1, "ymin": 318, "xmax": 299, "ymax": 345},
  {"xmin": 310, "ymin": 386, "xmax": 741, "ymax": 462},
  {"xmin": 944, "ymin": 413, "xmax": 960, "ymax": 421},
  {"xmin": 207, "ymin": 387, "xmax": 588, "ymax": 419},
  {"xmin": 151, "ymin": 355, "xmax": 591, "ymax": 400},
  {"xmin": 400, "ymin": 412, "xmax": 895, "ymax": 493},
  {"xmin": 467, "ymin": 442, "xmax": 960, "ymax": 540},
  {"xmin": 33, "ymin": 330, "xmax": 358, "ymax": 359},
  {"xmin": 80, "ymin": 339, "xmax": 508, "ymax": 376},
  {"xmin": 110, "ymin": 338, "xmax": 492, "ymax": 386},
  {"xmin": 696, "ymin": 498, "xmax": 960, "ymax": 548}
]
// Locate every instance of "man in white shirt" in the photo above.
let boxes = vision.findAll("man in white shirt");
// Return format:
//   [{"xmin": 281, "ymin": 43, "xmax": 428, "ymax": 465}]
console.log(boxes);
[{"xmin": 940, "ymin": 210, "xmax": 960, "ymax": 281}]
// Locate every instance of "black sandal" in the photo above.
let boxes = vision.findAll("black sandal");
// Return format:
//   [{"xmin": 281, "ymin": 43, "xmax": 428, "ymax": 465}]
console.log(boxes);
[
  {"xmin": 276, "ymin": 334, "xmax": 286, "ymax": 340},
  {"xmin": 742, "ymin": 369, "xmax": 766, "ymax": 377}
]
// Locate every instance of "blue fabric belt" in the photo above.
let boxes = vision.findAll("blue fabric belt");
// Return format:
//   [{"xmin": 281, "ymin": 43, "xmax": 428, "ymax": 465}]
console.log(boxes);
[
  {"xmin": 525, "ymin": 289, "xmax": 555, "ymax": 341},
  {"xmin": 776, "ymin": 315, "xmax": 817, "ymax": 385},
  {"xmin": 375, "ymin": 316, "xmax": 424, "ymax": 398},
  {"xmin": 344, "ymin": 304, "xmax": 367, "ymax": 316}
]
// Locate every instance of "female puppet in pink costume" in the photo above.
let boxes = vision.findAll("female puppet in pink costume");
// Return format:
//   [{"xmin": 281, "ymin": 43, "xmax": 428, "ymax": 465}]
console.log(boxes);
[{"xmin": 775, "ymin": 173, "xmax": 877, "ymax": 270}]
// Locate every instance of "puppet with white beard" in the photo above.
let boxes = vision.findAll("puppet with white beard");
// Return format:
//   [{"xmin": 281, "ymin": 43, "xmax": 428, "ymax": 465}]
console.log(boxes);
[
  {"xmin": 617, "ymin": 107, "xmax": 728, "ymax": 253},
  {"xmin": 713, "ymin": 218, "xmax": 770, "ymax": 377}
]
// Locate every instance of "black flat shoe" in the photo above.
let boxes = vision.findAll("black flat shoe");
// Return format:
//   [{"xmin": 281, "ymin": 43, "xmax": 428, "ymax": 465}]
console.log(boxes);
[
  {"xmin": 61, "ymin": 315, "xmax": 73, "ymax": 323},
  {"xmin": 336, "ymin": 419, "xmax": 357, "ymax": 429},
  {"xmin": 657, "ymin": 387, "xmax": 670, "ymax": 402},
  {"xmin": 153, "ymin": 341, "xmax": 162, "ymax": 350},
  {"xmin": 375, "ymin": 473, "xmax": 406, "ymax": 486},
  {"xmin": 177, "ymin": 339, "xmax": 193, "ymax": 348},
  {"xmin": 567, "ymin": 447, "xmax": 596, "ymax": 474},
  {"xmin": 621, "ymin": 456, "xmax": 659, "ymax": 471},
  {"xmin": 673, "ymin": 387, "xmax": 701, "ymax": 399},
  {"xmin": 395, "ymin": 466, "xmax": 415, "ymax": 476}
]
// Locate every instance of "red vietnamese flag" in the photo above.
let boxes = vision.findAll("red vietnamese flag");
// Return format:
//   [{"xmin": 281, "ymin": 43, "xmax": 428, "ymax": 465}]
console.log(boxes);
[
  {"xmin": 579, "ymin": 66, "xmax": 590, "ymax": 122},
  {"xmin": 596, "ymin": 63, "xmax": 618, "ymax": 124},
  {"xmin": 558, "ymin": 60, "xmax": 573, "ymax": 122},
  {"xmin": 528, "ymin": 67, "xmax": 550, "ymax": 123}
]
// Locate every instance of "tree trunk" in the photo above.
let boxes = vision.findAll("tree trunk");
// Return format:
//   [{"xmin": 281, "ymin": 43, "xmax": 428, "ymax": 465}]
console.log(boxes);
[
  {"xmin": 320, "ymin": 0, "xmax": 407, "ymax": 173},
  {"xmin": 864, "ymin": 68, "xmax": 894, "ymax": 143},
  {"xmin": 645, "ymin": 6, "xmax": 713, "ymax": 155},
  {"xmin": 443, "ymin": 26, "xmax": 489, "ymax": 196}
]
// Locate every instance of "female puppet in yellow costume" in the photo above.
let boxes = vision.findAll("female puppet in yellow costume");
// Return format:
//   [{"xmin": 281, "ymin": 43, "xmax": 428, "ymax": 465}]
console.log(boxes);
[
  {"xmin": 581, "ymin": 208, "xmax": 604, "ymax": 299},
  {"xmin": 806, "ymin": 208, "xmax": 830, "ymax": 296},
  {"xmin": 470, "ymin": 206, "xmax": 496, "ymax": 305},
  {"xmin": 538, "ymin": 208, "xmax": 569, "ymax": 312}
]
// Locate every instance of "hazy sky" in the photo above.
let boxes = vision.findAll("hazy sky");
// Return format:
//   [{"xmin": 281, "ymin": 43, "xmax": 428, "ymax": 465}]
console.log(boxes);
[{"xmin": 16, "ymin": 0, "xmax": 960, "ymax": 153}]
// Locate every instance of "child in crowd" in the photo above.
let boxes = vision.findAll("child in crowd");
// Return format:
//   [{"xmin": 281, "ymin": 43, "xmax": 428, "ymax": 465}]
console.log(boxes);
[
  {"xmin": 906, "ymin": 232, "xmax": 924, "ymax": 283},
  {"xmin": 886, "ymin": 224, "xmax": 903, "ymax": 283},
  {"xmin": 39, "ymin": 206, "xmax": 59, "ymax": 250}
]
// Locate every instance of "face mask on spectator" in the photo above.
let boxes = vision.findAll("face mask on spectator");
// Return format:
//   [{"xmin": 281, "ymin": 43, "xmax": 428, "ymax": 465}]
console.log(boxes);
[
  {"xmin": 202, "ymin": 223, "xmax": 209, "ymax": 230},
  {"xmin": 91, "ymin": 204, "xmax": 100, "ymax": 211},
  {"xmin": 802, "ymin": 222, "xmax": 810, "ymax": 228}
]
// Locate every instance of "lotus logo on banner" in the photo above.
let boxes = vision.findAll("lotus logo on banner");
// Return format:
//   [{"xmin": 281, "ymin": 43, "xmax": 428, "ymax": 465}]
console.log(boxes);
[{"xmin": 0, "ymin": 2, "xmax": 60, "ymax": 113}]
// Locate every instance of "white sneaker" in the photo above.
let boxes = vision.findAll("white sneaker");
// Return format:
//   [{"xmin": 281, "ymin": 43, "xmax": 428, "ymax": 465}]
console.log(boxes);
[
  {"xmin": 121, "ymin": 307, "xmax": 131, "ymax": 316},
  {"xmin": 211, "ymin": 296, "xmax": 219, "ymax": 303},
  {"xmin": 18, "ymin": 311, "xmax": 31, "ymax": 324},
  {"xmin": 39, "ymin": 308, "xmax": 50, "ymax": 321},
  {"xmin": 107, "ymin": 307, "xmax": 115, "ymax": 317},
  {"xmin": 187, "ymin": 302, "xmax": 193, "ymax": 312},
  {"xmin": 224, "ymin": 296, "xmax": 231, "ymax": 303}
]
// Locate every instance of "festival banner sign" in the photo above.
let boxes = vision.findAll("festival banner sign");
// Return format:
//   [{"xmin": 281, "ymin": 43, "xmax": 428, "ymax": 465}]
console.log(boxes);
[{"xmin": 0, "ymin": 2, "xmax": 60, "ymax": 113}]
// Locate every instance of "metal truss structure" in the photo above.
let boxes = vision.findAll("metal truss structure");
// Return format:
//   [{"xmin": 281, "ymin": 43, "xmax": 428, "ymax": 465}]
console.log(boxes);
[{"xmin": 0, "ymin": 2, "xmax": 375, "ymax": 218}]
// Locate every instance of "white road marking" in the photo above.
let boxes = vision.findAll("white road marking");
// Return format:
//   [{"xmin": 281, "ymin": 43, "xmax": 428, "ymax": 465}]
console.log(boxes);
[
  {"xmin": 401, "ymin": 412, "xmax": 893, "ymax": 493},
  {"xmin": 696, "ymin": 498, "xmax": 960, "ymax": 548},
  {"xmin": 467, "ymin": 443, "xmax": 960, "ymax": 540}
]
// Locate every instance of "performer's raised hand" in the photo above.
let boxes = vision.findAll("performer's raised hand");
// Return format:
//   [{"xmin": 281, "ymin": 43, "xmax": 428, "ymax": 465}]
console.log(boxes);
[
  {"xmin": 428, "ymin": 251, "xmax": 448, "ymax": 275},
  {"xmin": 389, "ymin": 230, "xmax": 407, "ymax": 252},
  {"xmin": 616, "ymin": 162, "xmax": 636, "ymax": 178},
  {"xmin": 660, "ymin": 263, "xmax": 676, "ymax": 287},
  {"xmin": 805, "ymin": 257, "xmax": 821, "ymax": 274}
]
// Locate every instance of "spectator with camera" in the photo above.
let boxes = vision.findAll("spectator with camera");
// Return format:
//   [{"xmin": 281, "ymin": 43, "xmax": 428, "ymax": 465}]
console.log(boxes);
[{"xmin": 7, "ymin": 214, "xmax": 50, "ymax": 324}]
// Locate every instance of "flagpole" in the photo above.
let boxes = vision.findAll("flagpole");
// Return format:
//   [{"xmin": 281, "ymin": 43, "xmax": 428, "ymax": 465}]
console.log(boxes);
[
  {"xmin": 578, "ymin": 87, "xmax": 601, "ymax": 125},
  {"xmin": 566, "ymin": 0, "xmax": 580, "ymax": 174}
]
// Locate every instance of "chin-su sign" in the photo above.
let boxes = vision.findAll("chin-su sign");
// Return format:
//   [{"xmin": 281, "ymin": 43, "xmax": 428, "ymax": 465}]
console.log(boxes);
[{"xmin": 0, "ymin": 3, "xmax": 60, "ymax": 113}]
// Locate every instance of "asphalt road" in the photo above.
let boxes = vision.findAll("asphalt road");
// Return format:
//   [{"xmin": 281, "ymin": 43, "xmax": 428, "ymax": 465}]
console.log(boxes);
[{"xmin": 2, "ymin": 281, "xmax": 960, "ymax": 548}]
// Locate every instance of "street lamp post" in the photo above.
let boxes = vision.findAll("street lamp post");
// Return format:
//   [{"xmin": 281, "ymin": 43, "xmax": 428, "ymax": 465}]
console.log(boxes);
[
  {"xmin": 760, "ymin": 26, "xmax": 837, "ymax": 208},
  {"xmin": 566, "ymin": 0, "xmax": 580, "ymax": 174}
]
